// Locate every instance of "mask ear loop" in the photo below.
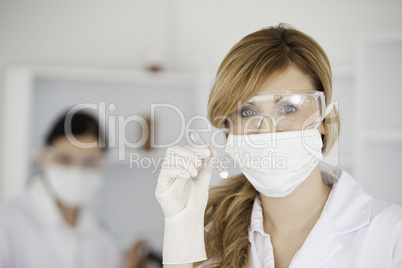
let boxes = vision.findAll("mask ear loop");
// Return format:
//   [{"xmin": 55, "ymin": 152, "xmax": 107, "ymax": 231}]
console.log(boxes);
[
  {"xmin": 304, "ymin": 102, "xmax": 335, "ymax": 158},
  {"xmin": 313, "ymin": 102, "xmax": 335, "ymax": 130},
  {"xmin": 324, "ymin": 102, "xmax": 335, "ymax": 118}
]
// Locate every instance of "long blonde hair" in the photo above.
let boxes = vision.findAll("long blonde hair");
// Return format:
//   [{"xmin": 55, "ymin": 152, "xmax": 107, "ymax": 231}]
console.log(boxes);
[{"xmin": 203, "ymin": 24, "xmax": 340, "ymax": 268}]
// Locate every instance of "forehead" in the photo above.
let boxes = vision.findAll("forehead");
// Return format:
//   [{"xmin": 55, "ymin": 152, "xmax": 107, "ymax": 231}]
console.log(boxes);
[
  {"xmin": 258, "ymin": 65, "xmax": 313, "ymax": 94},
  {"xmin": 51, "ymin": 134, "xmax": 102, "ymax": 155}
]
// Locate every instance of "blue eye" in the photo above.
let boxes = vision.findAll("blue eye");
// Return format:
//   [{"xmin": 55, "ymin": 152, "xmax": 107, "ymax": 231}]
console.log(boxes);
[
  {"xmin": 279, "ymin": 105, "xmax": 297, "ymax": 114},
  {"xmin": 240, "ymin": 108, "xmax": 258, "ymax": 117}
]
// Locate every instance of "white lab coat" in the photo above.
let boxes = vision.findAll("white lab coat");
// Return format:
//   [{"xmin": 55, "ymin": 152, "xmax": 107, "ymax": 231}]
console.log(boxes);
[
  {"xmin": 202, "ymin": 169, "xmax": 402, "ymax": 267},
  {"xmin": 0, "ymin": 176, "xmax": 120, "ymax": 268}
]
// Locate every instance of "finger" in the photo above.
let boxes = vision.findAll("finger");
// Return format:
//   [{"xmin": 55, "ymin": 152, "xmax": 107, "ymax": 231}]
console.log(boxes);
[
  {"xmin": 155, "ymin": 177, "xmax": 188, "ymax": 216},
  {"xmin": 168, "ymin": 156, "xmax": 198, "ymax": 178},
  {"xmin": 165, "ymin": 146, "xmax": 204, "ymax": 170},
  {"xmin": 164, "ymin": 146, "xmax": 204, "ymax": 176},
  {"xmin": 158, "ymin": 146, "xmax": 212, "ymax": 187},
  {"xmin": 184, "ymin": 145, "xmax": 212, "ymax": 161},
  {"xmin": 157, "ymin": 166, "xmax": 193, "ymax": 189},
  {"xmin": 194, "ymin": 158, "xmax": 214, "ymax": 190},
  {"xmin": 134, "ymin": 240, "xmax": 147, "ymax": 251},
  {"xmin": 210, "ymin": 148, "xmax": 217, "ymax": 158},
  {"xmin": 162, "ymin": 157, "xmax": 198, "ymax": 179}
]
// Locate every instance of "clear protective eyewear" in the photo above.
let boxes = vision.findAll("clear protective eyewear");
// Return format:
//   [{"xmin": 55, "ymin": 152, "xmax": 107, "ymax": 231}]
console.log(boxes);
[
  {"xmin": 222, "ymin": 91, "xmax": 326, "ymax": 134},
  {"xmin": 45, "ymin": 147, "xmax": 105, "ymax": 170}
]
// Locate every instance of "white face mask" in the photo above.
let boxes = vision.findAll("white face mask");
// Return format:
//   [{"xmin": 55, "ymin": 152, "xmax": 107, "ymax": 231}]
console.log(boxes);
[
  {"xmin": 225, "ymin": 128, "xmax": 324, "ymax": 197},
  {"xmin": 43, "ymin": 164, "xmax": 104, "ymax": 207}
]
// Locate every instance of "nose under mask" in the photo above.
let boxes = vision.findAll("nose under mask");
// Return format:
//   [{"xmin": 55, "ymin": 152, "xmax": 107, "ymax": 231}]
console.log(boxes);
[{"xmin": 224, "ymin": 128, "xmax": 323, "ymax": 197}]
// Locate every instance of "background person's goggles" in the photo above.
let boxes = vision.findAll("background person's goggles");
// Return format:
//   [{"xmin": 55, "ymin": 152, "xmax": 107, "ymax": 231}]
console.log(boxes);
[
  {"xmin": 45, "ymin": 148, "xmax": 104, "ymax": 170},
  {"xmin": 223, "ymin": 91, "xmax": 326, "ymax": 134}
]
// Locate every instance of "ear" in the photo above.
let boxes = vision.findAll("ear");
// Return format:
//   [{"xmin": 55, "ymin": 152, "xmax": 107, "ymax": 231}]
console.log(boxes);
[
  {"xmin": 39, "ymin": 147, "xmax": 48, "ymax": 168},
  {"xmin": 317, "ymin": 121, "xmax": 326, "ymax": 136}
]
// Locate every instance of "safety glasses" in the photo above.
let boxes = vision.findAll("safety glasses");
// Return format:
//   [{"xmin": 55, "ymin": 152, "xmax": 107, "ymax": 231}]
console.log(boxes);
[
  {"xmin": 222, "ymin": 91, "xmax": 326, "ymax": 134},
  {"xmin": 44, "ymin": 147, "xmax": 105, "ymax": 170}
]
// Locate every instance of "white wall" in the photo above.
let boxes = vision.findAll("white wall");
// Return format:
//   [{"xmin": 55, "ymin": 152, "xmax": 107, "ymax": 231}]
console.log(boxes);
[
  {"xmin": 174, "ymin": 0, "xmax": 402, "ymax": 71},
  {"xmin": 1, "ymin": 0, "xmax": 402, "ymax": 74}
]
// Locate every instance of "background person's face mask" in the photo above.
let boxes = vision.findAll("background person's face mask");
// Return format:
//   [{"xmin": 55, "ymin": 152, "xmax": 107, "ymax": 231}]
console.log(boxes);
[{"xmin": 43, "ymin": 163, "xmax": 104, "ymax": 207}]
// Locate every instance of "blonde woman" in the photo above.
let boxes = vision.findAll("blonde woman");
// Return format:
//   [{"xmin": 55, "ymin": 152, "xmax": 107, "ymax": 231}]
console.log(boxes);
[{"xmin": 155, "ymin": 24, "xmax": 402, "ymax": 268}]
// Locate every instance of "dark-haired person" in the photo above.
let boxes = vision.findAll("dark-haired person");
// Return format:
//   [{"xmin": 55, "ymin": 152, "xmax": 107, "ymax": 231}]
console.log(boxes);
[{"xmin": 0, "ymin": 111, "xmax": 149, "ymax": 268}]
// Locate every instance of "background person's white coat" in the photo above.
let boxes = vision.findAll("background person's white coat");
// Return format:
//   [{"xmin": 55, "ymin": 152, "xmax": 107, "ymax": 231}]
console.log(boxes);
[{"xmin": 0, "ymin": 177, "xmax": 120, "ymax": 268}]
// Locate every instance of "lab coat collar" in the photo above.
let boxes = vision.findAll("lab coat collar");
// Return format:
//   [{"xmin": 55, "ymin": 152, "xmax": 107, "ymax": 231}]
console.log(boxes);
[
  {"xmin": 248, "ymin": 169, "xmax": 374, "ymax": 267},
  {"xmin": 247, "ymin": 169, "xmax": 340, "ymax": 235},
  {"xmin": 324, "ymin": 169, "xmax": 373, "ymax": 234},
  {"xmin": 249, "ymin": 195, "xmax": 266, "ymax": 237},
  {"xmin": 249, "ymin": 169, "xmax": 372, "ymax": 234},
  {"xmin": 28, "ymin": 175, "xmax": 99, "ymax": 233},
  {"xmin": 249, "ymin": 195, "xmax": 275, "ymax": 267},
  {"xmin": 290, "ymin": 169, "xmax": 374, "ymax": 267}
]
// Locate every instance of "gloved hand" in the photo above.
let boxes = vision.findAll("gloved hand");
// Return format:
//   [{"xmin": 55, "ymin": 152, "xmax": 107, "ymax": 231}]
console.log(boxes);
[{"xmin": 155, "ymin": 146, "xmax": 213, "ymax": 264}]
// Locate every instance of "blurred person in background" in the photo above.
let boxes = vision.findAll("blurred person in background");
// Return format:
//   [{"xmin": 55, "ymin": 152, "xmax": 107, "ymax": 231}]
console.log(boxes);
[{"xmin": 0, "ymin": 111, "xmax": 151, "ymax": 268}]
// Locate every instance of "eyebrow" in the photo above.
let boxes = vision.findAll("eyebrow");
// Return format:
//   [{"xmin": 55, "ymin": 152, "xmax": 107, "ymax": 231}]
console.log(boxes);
[
  {"xmin": 245, "ymin": 101, "xmax": 257, "ymax": 106},
  {"xmin": 242, "ymin": 101, "xmax": 260, "ymax": 111},
  {"xmin": 274, "ymin": 96, "xmax": 283, "ymax": 104}
]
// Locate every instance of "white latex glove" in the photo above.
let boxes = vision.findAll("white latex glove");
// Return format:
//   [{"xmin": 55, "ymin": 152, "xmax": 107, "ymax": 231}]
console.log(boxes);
[{"xmin": 155, "ymin": 146, "xmax": 213, "ymax": 265}]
